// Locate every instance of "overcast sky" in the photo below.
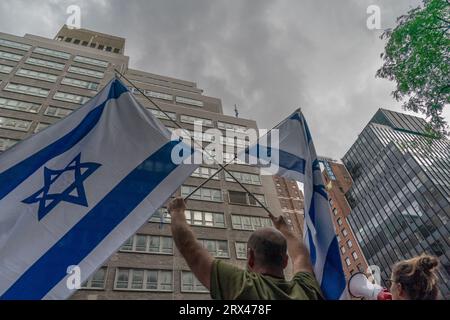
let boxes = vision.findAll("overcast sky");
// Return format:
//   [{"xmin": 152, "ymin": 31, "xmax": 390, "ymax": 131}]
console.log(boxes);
[{"xmin": 0, "ymin": 0, "xmax": 448, "ymax": 159}]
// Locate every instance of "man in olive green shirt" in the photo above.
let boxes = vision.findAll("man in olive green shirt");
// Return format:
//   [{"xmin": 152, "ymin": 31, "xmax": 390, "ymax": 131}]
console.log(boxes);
[{"xmin": 169, "ymin": 197, "xmax": 323, "ymax": 300}]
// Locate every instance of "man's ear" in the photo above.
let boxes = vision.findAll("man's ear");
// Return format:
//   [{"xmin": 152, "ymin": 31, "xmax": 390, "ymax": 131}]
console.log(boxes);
[
  {"xmin": 248, "ymin": 249, "xmax": 255, "ymax": 269},
  {"xmin": 282, "ymin": 254, "xmax": 288, "ymax": 270}
]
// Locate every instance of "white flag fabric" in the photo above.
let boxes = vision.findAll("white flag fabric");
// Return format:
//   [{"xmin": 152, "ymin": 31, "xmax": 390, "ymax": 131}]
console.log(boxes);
[
  {"xmin": 246, "ymin": 109, "xmax": 347, "ymax": 300},
  {"xmin": 0, "ymin": 78, "xmax": 198, "ymax": 300}
]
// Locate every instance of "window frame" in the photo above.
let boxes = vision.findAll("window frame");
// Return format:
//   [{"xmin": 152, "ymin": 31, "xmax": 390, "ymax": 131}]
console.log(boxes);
[{"xmin": 114, "ymin": 268, "xmax": 173, "ymax": 292}]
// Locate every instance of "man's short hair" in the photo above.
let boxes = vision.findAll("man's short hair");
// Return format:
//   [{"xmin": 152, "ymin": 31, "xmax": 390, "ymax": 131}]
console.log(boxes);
[{"xmin": 248, "ymin": 228, "xmax": 287, "ymax": 268}]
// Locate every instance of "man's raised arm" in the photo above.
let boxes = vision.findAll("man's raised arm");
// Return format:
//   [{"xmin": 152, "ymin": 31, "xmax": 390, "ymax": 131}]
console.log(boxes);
[
  {"xmin": 270, "ymin": 214, "xmax": 314, "ymax": 275},
  {"xmin": 168, "ymin": 197, "xmax": 214, "ymax": 289}
]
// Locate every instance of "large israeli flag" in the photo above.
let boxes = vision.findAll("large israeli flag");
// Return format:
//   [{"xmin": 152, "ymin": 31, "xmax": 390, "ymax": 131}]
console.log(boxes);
[
  {"xmin": 247, "ymin": 109, "xmax": 346, "ymax": 300},
  {"xmin": 0, "ymin": 78, "xmax": 198, "ymax": 300}
]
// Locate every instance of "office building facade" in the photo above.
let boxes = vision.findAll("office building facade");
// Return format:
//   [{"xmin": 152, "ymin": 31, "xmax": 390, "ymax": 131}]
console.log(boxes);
[
  {"xmin": 342, "ymin": 109, "xmax": 450, "ymax": 298},
  {"xmin": 272, "ymin": 176, "xmax": 304, "ymax": 237},
  {"xmin": 320, "ymin": 158, "xmax": 369, "ymax": 282},
  {"xmin": 0, "ymin": 25, "xmax": 284, "ymax": 299}
]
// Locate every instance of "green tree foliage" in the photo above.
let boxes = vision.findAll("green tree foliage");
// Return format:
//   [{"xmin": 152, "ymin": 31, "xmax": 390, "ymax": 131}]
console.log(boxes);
[{"xmin": 377, "ymin": 0, "xmax": 450, "ymax": 136}]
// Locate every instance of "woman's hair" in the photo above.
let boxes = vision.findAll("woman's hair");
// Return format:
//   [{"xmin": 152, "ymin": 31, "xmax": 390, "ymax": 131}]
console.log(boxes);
[{"xmin": 392, "ymin": 254, "xmax": 440, "ymax": 300}]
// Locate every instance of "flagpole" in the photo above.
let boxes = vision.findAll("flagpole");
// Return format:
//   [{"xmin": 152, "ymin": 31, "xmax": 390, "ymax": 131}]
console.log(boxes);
[{"xmin": 113, "ymin": 69, "xmax": 274, "ymax": 217}]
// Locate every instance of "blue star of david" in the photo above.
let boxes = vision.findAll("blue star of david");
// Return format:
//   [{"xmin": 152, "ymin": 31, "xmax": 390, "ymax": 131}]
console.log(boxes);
[{"xmin": 22, "ymin": 153, "xmax": 101, "ymax": 221}]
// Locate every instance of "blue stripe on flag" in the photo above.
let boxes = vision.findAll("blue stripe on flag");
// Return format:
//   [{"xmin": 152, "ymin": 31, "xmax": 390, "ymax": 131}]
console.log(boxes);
[
  {"xmin": 0, "ymin": 80, "xmax": 128, "ymax": 201},
  {"xmin": 246, "ymin": 144, "xmax": 306, "ymax": 175},
  {"xmin": 320, "ymin": 237, "xmax": 347, "ymax": 300},
  {"xmin": 0, "ymin": 140, "xmax": 187, "ymax": 300},
  {"xmin": 307, "ymin": 228, "xmax": 317, "ymax": 265},
  {"xmin": 279, "ymin": 149, "xmax": 306, "ymax": 176},
  {"xmin": 308, "ymin": 194, "xmax": 317, "ymax": 226},
  {"xmin": 289, "ymin": 112, "xmax": 311, "ymax": 143},
  {"xmin": 289, "ymin": 113, "xmax": 302, "ymax": 122},
  {"xmin": 312, "ymin": 159, "xmax": 320, "ymax": 171},
  {"xmin": 314, "ymin": 184, "xmax": 328, "ymax": 200}
]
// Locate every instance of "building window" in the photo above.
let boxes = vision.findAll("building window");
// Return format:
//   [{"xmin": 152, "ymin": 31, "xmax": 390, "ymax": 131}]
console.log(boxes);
[
  {"xmin": 430, "ymin": 240, "xmax": 445, "ymax": 257},
  {"xmin": 337, "ymin": 217, "xmax": 343, "ymax": 226},
  {"xmin": 81, "ymin": 267, "xmax": 107, "ymax": 289},
  {"xmin": 114, "ymin": 269, "xmax": 173, "ymax": 292},
  {"xmin": 81, "ymin": 41, "xmax": 89, "ymax": 47},
  {"xmin": 176, "ymin": 96, "xmax": 204, "ymax": 107},
  {"xmin": 26, "ymin": 57, "xmax": 65, "ymax": 70},
  {"xmin": 144, "ymin": 90, "xmax": 173, "ymax": 101},
  {"xmin": 0, "ymin": 97, "xmax": 41, "ymax": 114},
  {"xmin": 342, "ymin": 228, "xmax": 349, "ymax": 237},
  {"xmin": 68, "ymin": 66, "xmax": 104, "ymax": 79},
  {"xmin": 336, "ymin": 235, "xmax": 341, "ymax": 242},
  {"xmin": 181, "ymin": 185, "xmax": 223, "ymax": 202},
  {"xmin": 34, "ymin": 47, "xmax": 71, "ymax": 59},
  {"xmin": 64, "ymin": 38, "xmax": 73, "ymax": 43},
  {"xmin": 228, "ymin": 191, "xmax": 266, "ymax": 206},
  {"xmin": 0, "ymin": 64, "xmax": 13, "ymax": 74},
  {"xmin": 98, "ymin": 45, "xmax": 105, "ymax": 50},
  {"xmin": 53, "ymin": 92, "xmax": 90, "ymax": 104},
  {"xmin": 185, "ymin": 210, "xmax": 225, "ymax": 228},
  {"xmin": 16, "ymin": 68, "xmax": 58, "ymax": 83},
  {"xmin": 220, "ymin": 136, "xmax": 247, "ymax": 148},
  {"xmin": 347, "ymin": 240, "xmax": 353, "ymax": 248},
  {"xmin": 231, "ymin": 214, "xmax": 272, "ymax": 231},
  {"xmin": 44, "ymin": 106, "xmax": 73, "ymax": 118},
  {"xmin": 345, "ymin": 257, "xmax": 351, "ymax": 266},
  {"xmin": 90, "ymin": 43, "xmax": 97, "ymax": 48},
  {"xmin": 0, "ymin": 51, "xmax": 23, "ymax": 62},
  {"xmin": 0, "ymin": 137, "xmax": 18, "ymax": 151},
  {"xmin": 180, "ymin": 115, "xmax": 213, "ymax": 127},
  {"xmin": 340, "ymin": 246, "xmax": 346, "ymax": 254},
  {"xmin": 181, "ymin": 271, "xmax": 208, "ymax": 293},
  {"xmin": 149, "ymin": 208, "xmax": 171, "ymax": 224},
  {"xmin": 235, "ymin": 242, "xmax": 248, "ymax": 260},
  {"xmin": 74, "ymin": 56, "xmax": 109, "ymax": 68},
  {"xmin": 113, "ymin": 48, "xmax": 120, "ymax": 54},
  {"xmin": 120, "ymin": 235, "xmax": 173, "ymax": 255},
  {"xmin": 34, "ymin": 122, "xmax": 50, "ymax": 133},
  {"xmin": 61, "ymin": 77, "xmax": 99, "ymax": 90},
  {"xmin": 225, "ymin": 171, "xmax": 261, "ymax": 185},
  {"xmin": 0, "ymin": 38, "xmax": 31, "ymax": 51},
  {"xmin": 73, "ymin": 39, "xmax": 81, "ymax": 45},
  {"xmin": 190, "ymin": 167, "xmax": 219, "ymax": 180},
  {"xmin": 200, "ymin": 239, "xmax": 229, "ymax": 258},
  {"xmin": 352, "ymin": 251, "xmax": 358, "ymax": 260},
  {"xmin": 149, "ymin": 109, "xmax": 176, "ymax": 121},
  {"xmin": 4, "ymin": 83, "xmax": 49, "ymax": 98},
  {"xmin": 106, "ymin": 46, "xmax": 112, "ymax": 52},
  {"xmin": 217, "ymin": 121, "xmax": 247, "ymax": 132},
  {"xmin": 0, "ymin": 116, "xmax": 32, "ymax": 132},
  {"xmin": 332, "ymin": 208, "xmax": 338, "ymax": 216},
  {"xmin": 169, "ymin": 128, "xmax": 215, "ymax": 143}
]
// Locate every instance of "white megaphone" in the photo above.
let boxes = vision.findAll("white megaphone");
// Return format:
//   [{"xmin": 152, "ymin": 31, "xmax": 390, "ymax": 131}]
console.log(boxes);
[{"xmin": 348, "ymin": 272, "xmax": 391, "ymax": 300}]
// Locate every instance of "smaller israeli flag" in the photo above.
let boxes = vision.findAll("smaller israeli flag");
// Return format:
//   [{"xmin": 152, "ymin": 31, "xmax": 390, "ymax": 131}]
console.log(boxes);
[
  {"xmin": 0, "ymin": 78, "xmax": 199, "ymax": 300},
  {"xmin": 247, "ymin": 109, "xmax": 347, "ymax": 300}
]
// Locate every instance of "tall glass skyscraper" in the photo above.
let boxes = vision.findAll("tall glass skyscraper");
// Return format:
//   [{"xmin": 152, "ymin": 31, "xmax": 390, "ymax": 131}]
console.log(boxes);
[{"xmin": 343, "ymin": 109, "xmax": 450, "ymax": 298}]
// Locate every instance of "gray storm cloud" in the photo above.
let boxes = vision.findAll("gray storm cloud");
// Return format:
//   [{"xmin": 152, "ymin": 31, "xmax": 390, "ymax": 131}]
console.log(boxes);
[{"xmin": 1, "ymin": 0, "xmax": 446, "ymax": 159}]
